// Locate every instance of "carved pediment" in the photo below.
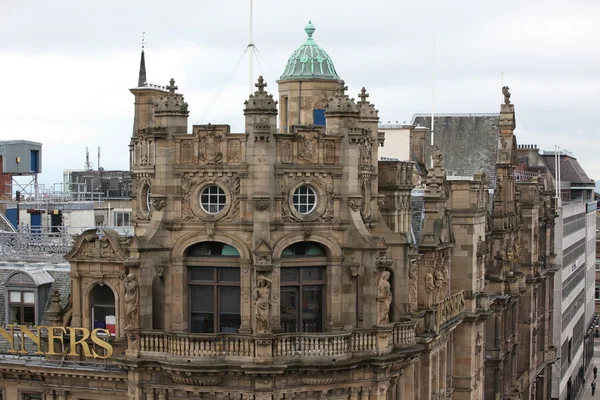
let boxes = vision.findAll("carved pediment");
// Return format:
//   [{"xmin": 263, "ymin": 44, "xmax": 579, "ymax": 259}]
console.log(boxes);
[{"xmin": 65, "ymin": 229, "xmax": 129, "ymax": 262}]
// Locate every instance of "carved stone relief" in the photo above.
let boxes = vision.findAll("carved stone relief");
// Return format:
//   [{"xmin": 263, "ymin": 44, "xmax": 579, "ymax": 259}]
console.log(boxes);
[
  {"xmin": 324, "ymin": 141, "xmax": 335, "ymax": 164},
  {"xmin": 281, "ymin": 140, "xmax": 292, "ymax": 163},
  {"xmin": 360, "ymin": 174, "xmax": 372, "ymax": 223},
  {"xmin": 297, "ymin": 134, "xmax": 318, "ymax": 164},
  {"xmin": 181, "ymin": 174, "xmax": 240, "ymax": 222},
  {"xmin": 228, "ymin": 140, "xmax": 241, "ymax": 164},
  {"xmin": 181, "ymin": 141, "xmax": 193, "ymax": 163},
  {"xmin": 280, "ymin": 175, "xmax": 334, "ymax": 223},
  {"xmin": 198, "ymin": 129, "xmax": 223, "ymax": 164}
]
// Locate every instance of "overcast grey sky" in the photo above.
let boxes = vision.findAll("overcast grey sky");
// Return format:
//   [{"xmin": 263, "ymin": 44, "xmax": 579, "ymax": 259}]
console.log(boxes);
[{"xmin": 1, "ymin": 0, "xmax": 599, "ymax": 189}]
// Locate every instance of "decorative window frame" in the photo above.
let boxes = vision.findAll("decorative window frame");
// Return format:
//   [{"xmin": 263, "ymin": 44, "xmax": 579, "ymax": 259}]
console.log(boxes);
[
  {"xmin": 137, "ymin": 177, "xmax": 152, "ymax": 219},
  {"xmin": 284, "ymin": 178, "xmax": 329, "ymax": 222},
  {"xmin": 189, "ymin": 179, "xmax": 233, "ymax": 222}
]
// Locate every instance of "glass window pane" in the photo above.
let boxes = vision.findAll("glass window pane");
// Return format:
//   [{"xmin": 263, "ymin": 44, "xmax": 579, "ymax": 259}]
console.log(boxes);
[
  {"xmin": 302, "ymin": 267, "xmax": 324, "ymax": 282},
  {"xmin": 219, "ymin": 287, "xmax": 240, "ymax": 333},
  {"xmin": 9, "ymin": 291, "xmax": 21, "ymax": 303},
  {"xmin": 191, "ymin": 312, "xmax": 214, "ymax": 333},
  {"xmin": 219, "ymin": 268, "xmax": 240, "ymax": 282},
  {"xmin": 280, "ymin": 287, "xmax": 298, "ymax": 332},
  {"xmin": 190, "ymin": 267, "xmax": 214, "ymax": 281},
  {"xmin": 9, "ymin": 306, "xmax": 20, "ymax": 324},
  {"xmin": 190, "ymin": 286, "xmax": 214, "ymax": 313},
  {"xmin": 302, "ymin": 286, "xmax": 323, "ymax": 332},
  {"xmin": 281, "ymin": 268, "xmax": 299, "ymax": 282},
  {"xmin": 23, "ymin": 292, "xmax": 35, "ymax": 304}
]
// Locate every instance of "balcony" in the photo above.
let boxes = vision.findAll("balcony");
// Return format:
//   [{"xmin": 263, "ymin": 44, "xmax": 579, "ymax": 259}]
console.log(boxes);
[{"xmin": 135, "ymin": 321, "xmax": 416, "ymax": 364}]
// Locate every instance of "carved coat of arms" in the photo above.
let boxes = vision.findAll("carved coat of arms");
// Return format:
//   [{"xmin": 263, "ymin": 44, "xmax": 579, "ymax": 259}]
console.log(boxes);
[{"xmin": 198, "ymin": 130, "xmax": 223, "ymax": 164}]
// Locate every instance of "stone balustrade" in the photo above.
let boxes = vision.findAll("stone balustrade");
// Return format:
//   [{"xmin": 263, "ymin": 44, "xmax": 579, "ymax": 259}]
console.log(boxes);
[
  {"xmin": 137, "ymin": 321, "xmax": 416, "ymax": 362},
  {"xmin": 433, "ymin": 291, "xmax": 466, "ymax": 332}
]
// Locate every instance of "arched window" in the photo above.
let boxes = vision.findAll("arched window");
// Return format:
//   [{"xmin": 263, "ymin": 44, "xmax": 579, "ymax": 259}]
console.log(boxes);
[
  {"xmin": 280, "ymin": 241, "xmax": 327, "ymax": 333},
  {"xmin": 90, "ymin": 285, "xmax": 116, "ymax": 336},
  {"xmin": 4, "ymin": 269, "xmax": 53, "ymax": 326},
  {"xmin": 187, "ymin": 241, "xmax": 241, "ymax": 333}
]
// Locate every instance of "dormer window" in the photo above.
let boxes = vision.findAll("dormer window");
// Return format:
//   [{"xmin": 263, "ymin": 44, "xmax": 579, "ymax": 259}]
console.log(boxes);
[
  {"xmin": 3, "ymin": 269, "xmax": 54, "ymax": 326},
  {"xmin": 8, "ymin": 290, "xmax": 35, "ymax": 325}
]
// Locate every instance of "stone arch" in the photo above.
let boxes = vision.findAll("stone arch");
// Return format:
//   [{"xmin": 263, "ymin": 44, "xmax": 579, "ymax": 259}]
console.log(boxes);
[
  {"xmin": 272, "ymin": 231, "xmax": 342, "ymax": 260},
  {"xmin": 171, "ymin": 232, "xmax": 251, "ymax": 260}
]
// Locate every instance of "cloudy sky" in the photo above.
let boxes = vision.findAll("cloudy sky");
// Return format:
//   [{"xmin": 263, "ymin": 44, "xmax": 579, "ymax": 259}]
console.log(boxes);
[{"xmin": 1, "ymin": 0, "xmax": 599, "ymax": 189}]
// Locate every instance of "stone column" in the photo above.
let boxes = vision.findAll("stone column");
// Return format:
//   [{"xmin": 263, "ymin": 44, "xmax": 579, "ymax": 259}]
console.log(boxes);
[
  {"xmin": 271, "ymin": 261, "xmax": 281, "ymax": 332},
  {"xmin": 329, "ymin": 256, "xmax": 343, "ymax": 330},
  {"xmin": 240, "ymin": 259, "xmax": 252, "ymax": 333},
  {"xmin": 70, "ymin": 269, "xmax": 82, "ymax": 327},
  {"xmin": 170, "ymin": 258, "xmax": 185, "ymax": 332},
  {"xmin": 43, "ymin": 390, "xmax": 55, "ymax": 400}
]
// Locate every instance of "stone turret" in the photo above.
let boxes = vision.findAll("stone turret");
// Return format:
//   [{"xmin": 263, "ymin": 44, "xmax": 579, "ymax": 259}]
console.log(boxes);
[
  {"xmin": 154, "ymin": 78, "xmax": 189, "ymax": 134},
  {"xmin": 244, "ymin": 75, "xmax": 278, "ymax": 141},
  {"xmin": 277, "ymin": 21, "xmax": 341, "ymax": 132}
]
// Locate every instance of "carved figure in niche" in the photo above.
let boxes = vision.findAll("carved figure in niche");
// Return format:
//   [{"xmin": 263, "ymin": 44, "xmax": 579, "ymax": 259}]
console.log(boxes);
[
  {"xmin": 441, "ymin": 251, "xmax": 450, "ymax": 291},
  {"xmin": 502, "ymin": 86, "xmax": 511, "ymax": 105},
  {"xmin": 358, "ymin": 132, "xmax": 373, "ymax": 166},
  {"xmin": 281, "ymin": 141, "xmax": 292, "ymax": 163},
  {"xmin": 425, "ymin": 269, "xmax": 435, "ymax": 307},
  {"xmin": 431, "ymin": 145, "xmax": 443, "ymax": 168},
  {"xmin": 408, "ymin": 258, "xmax": 418, "ymax": 313},
  {"xmin": 495, "ymin": 250, "xmax": 506, "ymax": 271},
  {"xmin": 376, "ymin": 271, "xmax": 392, "ymax": 325},
  {"xmin": 198, "ymin": 130, "xmax": 223, "ymax": 164},
  {"xmin": 228, "ymin": 140, "xmax": 241, "ymax": 164},
  {"xmin": 433, "ymin": 263, "xmax": 444, "ymax": 303},
  {"xmin": 254, "ymin": 275, "xmax": 272, "ymax": 334},
  {"xmin": 123, "ymin": 274, "xmax": 139, "ymax": 330},
  {"xmin": 138, "ymin": 134, "xmax": 149, "ymax": 166},
  {"xmin": 298, "ymin": 135, "xmax": 317, "ymax": 163}
]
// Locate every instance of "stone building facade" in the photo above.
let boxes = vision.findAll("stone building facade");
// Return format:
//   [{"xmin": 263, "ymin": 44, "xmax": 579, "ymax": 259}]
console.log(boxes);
[{"xmin": 0, "ymin": 22, "xmax": 557, "ymax": 400}]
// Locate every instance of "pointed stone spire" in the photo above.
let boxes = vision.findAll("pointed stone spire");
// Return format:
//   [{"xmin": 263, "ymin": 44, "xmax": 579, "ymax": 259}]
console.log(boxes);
[{"xmin": 138, "ymin": 49, "xmax": 147, "ymax": 87}]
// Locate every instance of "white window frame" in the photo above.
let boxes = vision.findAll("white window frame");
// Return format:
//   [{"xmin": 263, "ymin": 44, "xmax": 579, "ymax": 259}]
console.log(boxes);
[
  {"xmin": 292, "ymin": 185, "xmax": 317, "ymax": 215},
  {"xmin": 200, "ymin": 185, "xmax": 226, "ymax": 214}
]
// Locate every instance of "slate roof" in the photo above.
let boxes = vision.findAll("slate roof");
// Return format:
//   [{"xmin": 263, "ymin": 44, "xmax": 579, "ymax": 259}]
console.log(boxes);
[
  {"xmin": 541, "ymin": 154, "xmax": 594, "ymax": 185},
  {"xmin": 411, "ymin": 114, "xmax": 499, "ymax": 187},
  {"xmin": 0, "ymin": 263, "xmax": 71, "ymax": 354}
]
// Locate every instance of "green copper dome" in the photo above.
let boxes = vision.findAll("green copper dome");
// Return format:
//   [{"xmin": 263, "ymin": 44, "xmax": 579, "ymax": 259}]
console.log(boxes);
[{"xmin": 280, "ymin": 21, "xmax": 340, "ymax": 81}]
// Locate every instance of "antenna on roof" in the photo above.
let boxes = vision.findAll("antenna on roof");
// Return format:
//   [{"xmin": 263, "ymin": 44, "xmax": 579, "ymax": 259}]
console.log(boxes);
[
  {"xmin": 248, "ymin": 0, "xmax": 254, "ymax": 95},
  {"xmin": 430, "ymin": 34, "xmax": 436, "ymax": 168},
  {"xmin": 85, "ymin": 146, "xmax": 92, "ymax": 171},
  {"xmin": 98, "ymin": 146, "xmax": 101, "ymax": 171}
]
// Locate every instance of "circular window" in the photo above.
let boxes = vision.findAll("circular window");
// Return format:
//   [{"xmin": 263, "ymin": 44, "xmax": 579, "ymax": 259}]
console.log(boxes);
[
  {"xmin": 200, "ymin": 185, "xmax": 226, "ymax": 214},
  {"xmin": 145, "ymin": 185, "xmax": 152, "ymax": 212},
  {"xmin": 293, "ymin": 185, "xmax": 317, "ymax": 214}
]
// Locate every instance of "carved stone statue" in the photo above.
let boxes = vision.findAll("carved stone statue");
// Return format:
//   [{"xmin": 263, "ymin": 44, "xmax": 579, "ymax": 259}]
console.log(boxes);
[
  {"xmin": 376, "ymin": 271, "xmax": 392, "ymax": 325},
  {"xmin": 502, "ymin": 86, "xmax": 511, "ymax": 105},
  {"xmin": 431, "ymin": 145, "xmax": 444, "ymax": 168},
  {"xmin": 433, "ymin": 267, "xmax": 444, "ymax": 303},
  {"xmin": 408, "ymin": 259, "xmax": 418, "ymax": 313},
  {"xmin": 425, "ymin": 270, "xmax": 435, "ymax": 307},
  {"xmin": 254, "ymin": 275, "xmax": 272, "ymax": 334},
  {"xmin": 123, "ymin": 274, "xmax": 139, "ymax": 330}
]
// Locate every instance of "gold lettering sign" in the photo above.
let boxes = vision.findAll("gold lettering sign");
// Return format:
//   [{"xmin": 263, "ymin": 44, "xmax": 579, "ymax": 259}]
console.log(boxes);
[{"xmin": 0, "ymin": 325, "xmax": 113, "ymax": 359}]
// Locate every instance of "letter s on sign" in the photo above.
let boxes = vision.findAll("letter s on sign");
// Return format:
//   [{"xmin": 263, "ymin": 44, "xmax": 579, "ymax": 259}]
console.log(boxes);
[{"xmin": 91, "ymin": 328, "xmax": 113, "ymax": 359}]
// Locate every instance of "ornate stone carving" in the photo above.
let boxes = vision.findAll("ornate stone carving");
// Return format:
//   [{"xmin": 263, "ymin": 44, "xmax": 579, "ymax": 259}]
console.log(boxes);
[
  {"xmin": 151, "ymin": 197, "xmax": 166, "ymax": 211},
  {"xmin": 376, "ymin": 271, "xmax": 392, "ymax": 325},
  {"xmin": 324, "ymin": 141, "xmax": 335, "ymax": 164},
  {"xmin": 181, "ymin": 141, "xmax": 193, "ymax": 163},
  {"xmin": 228, "ymin": 140, "xmax": 241, "ymax": 164},
  {"xmin": 281, "ymin": 140, "xmax": 292, "ymax": 163},
  {"xmin": 360, "ymin": 174, "xmax": 372, "ymax": 223},
  {"xmin": 253, "ymin": 198, "xmax": 270, "ymax": 211},
  {"xmin": 224, "ymin": 176, "xmax": 241, "ymax": 221},
  {"xmin": 502, "ymin": 86, "xmax": 511, "ymax": 104},
  {"xmin": 358, "ymin": 130, "xmax": 373, "ymax": 167},
  {"xmin": 425, "ymin": 265, "xmax": 435, "ymax": 308},
  {"xmin": 297, "ymin": 135, "xmax": 318, "ymax": 163},
  {"xmin": 123, "ymin": 274, "xmax": 139, "ymax": 330},
  {"xmin": 349, "ymin": 198, "xmax": 361, "ymax": 212},
  {"xmin": 198, "ymin": 128, "xmax": 223, "ymax": 164},
  {"xmin": 431, "ymin": 145, "xmax": 443, "ymax": 168},
  {"xmin": 408, "ymin": 256, "xmax": 418, "ymax": 313},
  {"xmin": 254, "ymin": 275, "xmax": 272, "ymax": 334}
]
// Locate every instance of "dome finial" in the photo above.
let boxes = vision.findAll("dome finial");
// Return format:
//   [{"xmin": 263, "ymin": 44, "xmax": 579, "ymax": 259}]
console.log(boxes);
[{"xmin": 305, "ymin": 20, "xmax": 315, "ymax": 39}]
